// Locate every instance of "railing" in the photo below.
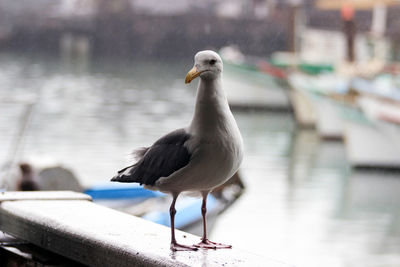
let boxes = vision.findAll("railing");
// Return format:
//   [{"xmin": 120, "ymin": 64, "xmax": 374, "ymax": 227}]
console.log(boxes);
[{"xmin": 0, "ymin": 191, "xmax": 292, "ymax": 267}]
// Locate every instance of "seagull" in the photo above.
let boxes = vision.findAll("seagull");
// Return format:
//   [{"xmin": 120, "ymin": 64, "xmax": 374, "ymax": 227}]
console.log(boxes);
[{"xmin": 111, "ymin": 50, "xmax": 244, "ymax": 251}]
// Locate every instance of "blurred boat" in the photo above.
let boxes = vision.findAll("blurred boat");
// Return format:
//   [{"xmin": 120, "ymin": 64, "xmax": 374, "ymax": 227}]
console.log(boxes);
[
  {"xmin": 84, "ymin": 183, "xmax": 220, "ymax": 235},
  {"xmin": 85, "ymin": 173, "xmax": 244, "ymax": 235},
  {"xmin": 351, "ymin": 75, "xmax": 400, "ymax": 102},
  {"xmin": 343, "ymin": 118, "xmax": 400, "ymax": 169},
  {"xmin": 220, "ymin": 46, "xmax": 292, "ymax": 111},
  {"xmin": 313, "ymin": 97, "xmax": 346, "ymax": 140},
  {"xmin": 343, "ymin": 77, "xmax": 400, "ymax": 169},
  {"xmin": 288, "ymin": 88, "xmax": 316, "ymax": 128},
  {"xmin": 288, "ymin": 72, "xmax": 354, "ymax": 140},
  {"xmin": 270, "ymin": 51, "xmax": 334, "ymax": 75},
  {"xmin": 220, "ymin": 46, "xmax": 287, "ymax": 80},
  {"xmin": 37, "ymin": 166, "xmax": 245, "ymax": 236}
]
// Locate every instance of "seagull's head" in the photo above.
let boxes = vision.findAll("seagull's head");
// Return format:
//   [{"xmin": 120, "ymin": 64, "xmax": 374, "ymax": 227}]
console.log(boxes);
[{"xmin": 185, "ymin": 50, "xmax": 223, "ymax": 84}]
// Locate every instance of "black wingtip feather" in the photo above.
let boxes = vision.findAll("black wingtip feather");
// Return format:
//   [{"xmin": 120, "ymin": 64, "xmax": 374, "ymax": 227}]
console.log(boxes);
[
  {"xmin": 110, "ymin": 164, "xmax": 141, "ymax": 183},
  {"xmin": 111, "ymin": 128, "xmax": 192, "ymax": 186}
]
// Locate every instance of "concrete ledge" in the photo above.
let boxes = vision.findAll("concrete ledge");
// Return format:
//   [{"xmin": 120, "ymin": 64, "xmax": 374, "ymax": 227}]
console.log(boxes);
[
  {"xmin": 0, "ymin": 191, "xmax": 92, "ymax": 202},
  {"xmin": 0, "ymin": 191, "xmax": 291, "ymax": 267}
]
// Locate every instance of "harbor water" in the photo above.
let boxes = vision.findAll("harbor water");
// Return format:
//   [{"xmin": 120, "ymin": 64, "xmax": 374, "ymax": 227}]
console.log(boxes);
[{"xmin": 1, "ymin": 52, "xmax": 400, "ymax": 267}]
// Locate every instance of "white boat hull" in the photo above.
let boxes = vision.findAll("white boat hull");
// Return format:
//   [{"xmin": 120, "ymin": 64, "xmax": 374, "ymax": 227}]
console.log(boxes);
[{"xmin": 344, "ymin": 120, "xmax": 400, "ymax": 169}]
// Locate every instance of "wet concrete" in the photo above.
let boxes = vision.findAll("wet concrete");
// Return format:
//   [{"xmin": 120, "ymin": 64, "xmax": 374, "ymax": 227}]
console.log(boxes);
[{"xmin": 0, "ymin": 191, "xmax": 292, "ymax": 267}]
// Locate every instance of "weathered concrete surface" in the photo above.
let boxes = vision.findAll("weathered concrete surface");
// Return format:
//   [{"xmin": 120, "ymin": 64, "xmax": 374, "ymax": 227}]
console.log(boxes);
[{"xmin": 0, "ymin": 191, "xmax": 292, "ymax": 267}]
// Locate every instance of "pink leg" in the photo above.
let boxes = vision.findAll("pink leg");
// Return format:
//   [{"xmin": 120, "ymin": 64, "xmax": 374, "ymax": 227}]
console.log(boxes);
[
  {"xmin": 170, "ymin": 192, "xmax": 198, "ymax": 251},
  {"xmin": 194, "ymin": 191, "xmax": 232, "ymax": 249}
]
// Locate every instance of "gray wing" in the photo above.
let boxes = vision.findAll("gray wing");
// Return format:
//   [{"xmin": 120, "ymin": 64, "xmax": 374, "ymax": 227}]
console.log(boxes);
[{"xmin": 111, "ymin": 129, "xmax": 192, "ymax": 186}]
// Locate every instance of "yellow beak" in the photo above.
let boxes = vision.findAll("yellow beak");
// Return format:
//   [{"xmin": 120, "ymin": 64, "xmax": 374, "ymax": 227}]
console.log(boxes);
[{"xmin": 185, "ymin": 66, "xmax": 204, "ymax": 84}]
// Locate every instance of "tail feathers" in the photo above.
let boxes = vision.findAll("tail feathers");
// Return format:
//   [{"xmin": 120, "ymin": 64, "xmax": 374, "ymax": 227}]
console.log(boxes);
[
  {"xmin": 111, "ymin": 164, "xmax": 142, "ymax": 183},
  {"xmin": 131, "ymin": 147, "xmax": 149, "ymax": 161}
]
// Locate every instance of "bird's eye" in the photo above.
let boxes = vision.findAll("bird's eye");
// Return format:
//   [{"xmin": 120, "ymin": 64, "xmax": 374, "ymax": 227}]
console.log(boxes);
[{"xmin": 209, "ymin": 59, "xmax": 216, "ymax": 65}]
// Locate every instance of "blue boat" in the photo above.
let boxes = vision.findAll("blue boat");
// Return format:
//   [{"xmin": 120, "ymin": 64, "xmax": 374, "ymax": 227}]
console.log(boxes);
[
  {"xmin": 84, "ymin": 182, "xmax": 164, "ymax": 200},
  {"xmin": 83, "ymin": 182, "xmax": 232, "ymax": 235},
  {"xmin": 32, "ymin": 166, "xmax": 243, "ymax": 235}
]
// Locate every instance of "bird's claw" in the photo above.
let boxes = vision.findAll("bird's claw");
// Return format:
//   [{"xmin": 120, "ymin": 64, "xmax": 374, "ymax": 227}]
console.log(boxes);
[
  {"xmin": 170, "ymin": 242, "xmax": 198, "ymax": 251},
  {"xmin": 194, "ymin": 239, "xmax": 232, "ymax": 249}
]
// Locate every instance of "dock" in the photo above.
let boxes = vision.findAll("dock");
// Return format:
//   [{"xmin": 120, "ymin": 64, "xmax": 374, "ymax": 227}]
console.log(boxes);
[{"xmin": 0, "ymin": 191, "xmax": 292, "ymax": 267}]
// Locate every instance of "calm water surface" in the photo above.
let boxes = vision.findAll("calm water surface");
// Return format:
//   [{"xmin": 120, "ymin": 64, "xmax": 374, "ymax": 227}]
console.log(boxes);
[{"xmin": 1, "ymin": 52, "xmax": 400, "ymax": 267}]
